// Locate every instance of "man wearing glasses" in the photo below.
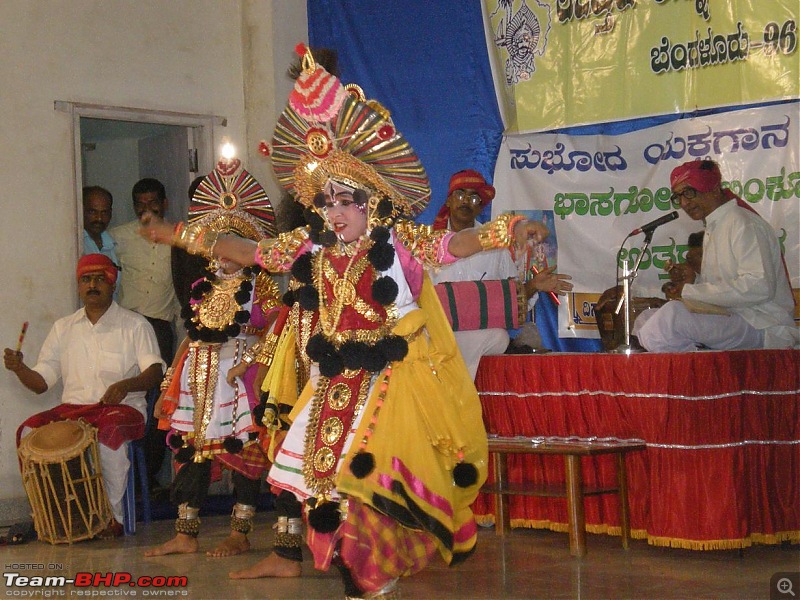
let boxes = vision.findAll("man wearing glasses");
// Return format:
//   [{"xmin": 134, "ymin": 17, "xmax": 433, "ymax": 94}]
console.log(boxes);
[
  {"xmin": 634, "ymin": 159, "xmax": 797, "ymax": 352},
  {"xmin": 429, "ymin": 170, "xmax": 572, "ymax": 377}
]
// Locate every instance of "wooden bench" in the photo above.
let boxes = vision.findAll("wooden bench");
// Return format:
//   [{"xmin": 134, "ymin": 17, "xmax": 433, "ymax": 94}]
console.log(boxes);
[{"xmin": 482, "ymin": 436, "xmax": 646, "ymax": 557}]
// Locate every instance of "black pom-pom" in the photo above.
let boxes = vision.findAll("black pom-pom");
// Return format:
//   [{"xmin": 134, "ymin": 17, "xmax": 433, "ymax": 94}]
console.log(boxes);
[
  {"xmin": 306, "ymin": 334, "xmax": 335, "ymax": 361},
  {"xmin": 362, "ymin": 349, "xmax": 387, "ymax": 373},
  {"xmin": 168, "ymin": 433, "xmax": 184, "ymax": 450},
  {"xmin": 313, "ymin": 192, "xmax": 327, "ymax": 208},
  {"xmin": 377, "ymin": 335, "xmax": 408, "ymax": 362},
  {"xmin": 453, "ymin": 462, "xmax": 479, "ymax": 488},
  {"xmin": 370, "ymin": 226, "xmax": 390, "ymax": 244},
  {"xmin": 377, "ymin": 198, "xmax": 394, "ymax": 218},
  {"xmin": 187, "ymin": 327, "xmax": 201, "ymax": 341},
  {"xmin": 190, "ymin": 286, "xmax": 205, "ymax": 301},
  {"xmin": 290, "ymin": 252, "xmax": 314, "ymax": 284},
  {"xmin": 282, "ymin": 290, "xmax": 296, "ymax": 306},
  {"xmin": 352, "ymin": 189, "xmax": 368, "ymax": 206},
  {"xmin": 319, "ymin": 230, "xmax": 338, "ymax": 247},
  {"xmin": 234, "ymin": 290, "xmax": 250, "ymax": 305},
  {"xmin": 372, "ymin": 276, "xmax": 398, "ymax": 305},
  {"xmin": 225, "ymin": 323, "xmax": 241, "ymax": 338},
  {"xmin": 339, "ymin": 341, "xmax": 369, "ymax": 370},
  {"xmin": 368, "ymin": 241, "xmax": 395, "ymax": 272},
  {"xmin": 240, "ymin": 280, "xmax": 253, "ymax": 292},
  {"xmin": 195, "ymin": 280, "xmax": 213, "ymax": 294},
  {"xmin": 318, "ymin": 352, "xmax": 344, "ymax": 378},
  {"xmin": 180, "ymin": 305, "xmax": 194, "ymax": 319},
  {"xmin": 349, "ymin": 452, "xmax": 375, "ymax": 478},
  {"xmin": 309, "ymin": 229, "xmax": 321, "ymax": 245},
  {"xmin": 304, "ymin": 208, "xmax": 324, "ymax": 230},
  {"xmin": 307, "ymin": 501, "xmax": 341, "ymax": 533},
  {"xmin": 175, "ymin": 444, "xmax": 195, "ymax": 464},
  {"xmin": 252, "ymin": 402, "xmax": 266, "ymax": 424},
  {"xmin": 234, "ymin": 310, "xmax": 250, "ymax": 324},
  {"xmin": 296, "ymin": 285, "xmax": 320, "ymax": 311},
  {"xmin": 248, "ymin": 432, "xmax": 259, "ymax": 441},
  {"xmin": 223, "ymin": 437, "xmax": 244, "ymax": 454}
]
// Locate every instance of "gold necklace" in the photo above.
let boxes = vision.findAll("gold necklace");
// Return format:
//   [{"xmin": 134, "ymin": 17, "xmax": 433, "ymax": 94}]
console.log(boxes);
[
  {"xmin": 196, "ymin": 276, "xmax": 247, "ymax": 331},
  {"xmin": 316, "ymin": 239, "xmax": 364, "ymax": 337}
]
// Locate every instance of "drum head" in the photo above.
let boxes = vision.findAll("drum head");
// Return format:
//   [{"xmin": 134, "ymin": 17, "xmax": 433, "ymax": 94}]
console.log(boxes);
[{"xmin": 20, "ymin": 419, "xmax": 93, "ymax": 460}]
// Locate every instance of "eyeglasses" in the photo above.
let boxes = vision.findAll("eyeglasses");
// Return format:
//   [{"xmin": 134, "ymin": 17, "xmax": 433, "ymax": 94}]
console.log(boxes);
[
  {"xmin": 670, "ymin": 187, "xmax": 698, "ymax": 208},
  {"xmin": 79, "ymin": 274, "xmax": 109, "ymax": 285},
  {"xmin": 452, "ymin": 190, "xmax": 483, "ymax": 206}
]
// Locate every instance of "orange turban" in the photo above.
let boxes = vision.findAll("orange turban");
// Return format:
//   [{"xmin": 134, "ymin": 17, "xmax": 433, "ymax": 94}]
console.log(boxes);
[
  {"xmin": 76, "ymin": 254, "xmax": 118, "ymax": 285},
  {"xmin": 433, "ymin": 169, "xmax": 496, "ymax": 231},
  {"xmin": 670, "ymin": 160, "xmax": 722, "ymax": 193}
]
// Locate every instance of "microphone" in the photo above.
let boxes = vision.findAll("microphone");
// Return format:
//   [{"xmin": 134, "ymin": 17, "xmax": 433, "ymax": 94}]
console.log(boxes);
[{"xmin": 630, "ymin": 211, "xmax": 679, "ymax": 235}]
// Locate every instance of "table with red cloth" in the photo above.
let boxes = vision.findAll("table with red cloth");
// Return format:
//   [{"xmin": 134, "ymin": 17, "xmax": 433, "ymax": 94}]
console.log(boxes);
[{"xmin": 472, "ymin": 349, "xmax": 800, "ymax": 550}]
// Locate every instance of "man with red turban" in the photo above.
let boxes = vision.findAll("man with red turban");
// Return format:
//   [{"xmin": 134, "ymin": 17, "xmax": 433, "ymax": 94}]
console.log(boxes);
[
  {"xmin": 4, "ymin": 254, "xmax": 164, "ymax": 538},
  {"xmin": 634, "ymin": 159, "xmax": 798, "ymax": 351}
]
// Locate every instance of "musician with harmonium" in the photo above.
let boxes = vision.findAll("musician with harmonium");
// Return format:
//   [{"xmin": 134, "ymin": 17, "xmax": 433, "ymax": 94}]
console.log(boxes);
[
  {"xmin": 4, "ymin": 254, "xmax": 164, "ymax": 541},
  {"xmin": 430, "ymin": 169, "xmax": 573, "ymax": 378}
]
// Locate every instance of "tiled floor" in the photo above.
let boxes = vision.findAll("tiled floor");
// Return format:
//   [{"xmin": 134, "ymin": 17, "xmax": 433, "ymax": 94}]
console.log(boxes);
[{"xmin": 2, "ymin": 510, "xmax": 797, "ymax": 599}]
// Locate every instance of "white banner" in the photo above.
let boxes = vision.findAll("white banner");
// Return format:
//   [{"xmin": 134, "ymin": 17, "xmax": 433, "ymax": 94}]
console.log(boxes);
[{"xmin": 492, "ymin": 102, "xmax": 799, "ymax": 337}]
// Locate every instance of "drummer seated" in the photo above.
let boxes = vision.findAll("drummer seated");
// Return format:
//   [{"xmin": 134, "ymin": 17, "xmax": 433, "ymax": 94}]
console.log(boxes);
[
  {"xmin": 429, "ymin": 169, "xmax": 572, "ymax": 378},
  {"xmin": 4, "ymin": 254, "xmax": 164, "ymax": 539}
]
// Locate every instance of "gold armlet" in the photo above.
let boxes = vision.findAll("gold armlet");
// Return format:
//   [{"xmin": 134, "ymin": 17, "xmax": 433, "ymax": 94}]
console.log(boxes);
[{"xmin": 160, "ymin": 366, "xmax": 176, "ymax": 391}]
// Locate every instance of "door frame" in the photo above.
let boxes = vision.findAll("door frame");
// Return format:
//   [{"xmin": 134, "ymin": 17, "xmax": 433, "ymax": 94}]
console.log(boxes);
[{"xmin": 55, "ymin": 100, "xmax": 225, "ymax": 256}]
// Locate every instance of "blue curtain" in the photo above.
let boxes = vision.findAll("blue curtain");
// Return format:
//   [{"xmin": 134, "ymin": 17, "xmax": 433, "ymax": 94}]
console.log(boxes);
[{"xmin": 307, "ymin": 0, "xmax": 504, "ymax": 225}]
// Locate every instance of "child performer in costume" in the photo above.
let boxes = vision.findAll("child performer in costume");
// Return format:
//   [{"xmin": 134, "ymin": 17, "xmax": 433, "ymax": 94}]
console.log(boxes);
[
  {"xmin": 141, "ymin": 45, "xmax": 548, "ymax": 597},
  {"xmin": 145, "ymin": 160, "xmax": 281, "ymax": 558}
]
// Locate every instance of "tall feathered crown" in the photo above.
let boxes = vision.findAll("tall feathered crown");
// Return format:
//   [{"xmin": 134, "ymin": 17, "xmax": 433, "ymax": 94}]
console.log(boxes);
[
  {"xmin": 188, "ymin": 158, "xmax": 276, "ymax": 241},
  {"xmin": 262, "ymin": 44, "xmax": 430, "ymax": 218}
]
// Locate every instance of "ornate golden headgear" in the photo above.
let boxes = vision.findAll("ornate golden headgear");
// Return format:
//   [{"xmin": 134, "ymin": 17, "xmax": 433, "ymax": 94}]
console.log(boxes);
[
  {"xmin": 264, "ymin": 44, "xmax": 430, "ymax": 217},
  {"xmin": 188, "ymin": 158, "xmax": 276, "ymax": 242}
]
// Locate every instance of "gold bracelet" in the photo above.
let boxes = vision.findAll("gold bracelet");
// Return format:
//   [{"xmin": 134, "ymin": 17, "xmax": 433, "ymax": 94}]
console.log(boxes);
[
  {"xmin": 160, "ymin": 366, "xmax": 176, "ymax": 391},
  {"xmin": 477, "ymin": 213, "xmax": 518, "ymax": 250},
  {"xmin": 186, "ymin": 227, "xmax": 219, "ymax": 258}
]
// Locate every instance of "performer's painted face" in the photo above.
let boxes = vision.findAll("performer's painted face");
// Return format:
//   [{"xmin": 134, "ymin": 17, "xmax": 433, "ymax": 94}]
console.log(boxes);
[{"xmin": 322, "ymin": 179, "xmax": 368, "ymax": 244}]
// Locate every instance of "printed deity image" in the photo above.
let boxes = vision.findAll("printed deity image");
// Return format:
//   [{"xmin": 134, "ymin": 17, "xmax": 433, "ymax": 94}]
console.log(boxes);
[{"xmin": 510, "ymin": 209, "xmax": 558, "ymax": 281}]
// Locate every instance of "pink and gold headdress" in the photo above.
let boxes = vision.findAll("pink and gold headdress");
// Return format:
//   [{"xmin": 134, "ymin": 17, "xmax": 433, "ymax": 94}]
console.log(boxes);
[{"xmin": 261, "ymin": 44, "xmax": 430, "ymax": 218}]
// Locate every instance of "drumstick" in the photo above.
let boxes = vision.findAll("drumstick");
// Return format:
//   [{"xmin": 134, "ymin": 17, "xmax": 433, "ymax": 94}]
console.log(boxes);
[
  {"xmin": 16, "ymin": 321, "xmax": 28, "ymax": 353},
  {"xmin": 530, "ymin": 265, "xmax": 561, "ymax": 306}
]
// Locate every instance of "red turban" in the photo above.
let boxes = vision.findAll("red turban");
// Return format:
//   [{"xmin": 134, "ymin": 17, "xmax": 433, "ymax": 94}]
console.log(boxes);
[
  {"xmin": 76, "ymin": 254, "xmax": 118, "ymax": 285},
  {"xmin": 433, "ymin": 169, "xmax": 496, "ymax": 230},
  {"xmin": 670, "ymin": 160, "xmax": 722, "ymax": 193}
]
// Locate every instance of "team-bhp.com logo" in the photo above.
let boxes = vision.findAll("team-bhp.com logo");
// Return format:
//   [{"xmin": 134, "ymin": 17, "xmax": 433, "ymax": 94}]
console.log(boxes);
[{"xmin": 4, "ymin": 571, "xmax": 188, "ymax": 596}]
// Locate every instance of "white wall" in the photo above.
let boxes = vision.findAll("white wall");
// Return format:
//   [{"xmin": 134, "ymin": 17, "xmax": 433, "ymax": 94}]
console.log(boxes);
[{"xmin": 0, "ymin": 0, "xmax": 307, "ymax": 523}]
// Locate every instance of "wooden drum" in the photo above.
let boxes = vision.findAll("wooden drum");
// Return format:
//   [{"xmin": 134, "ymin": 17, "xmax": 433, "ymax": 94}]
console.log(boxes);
[
  {"xmin": 18, "ymin": 419, "xmax": 112, "ymax": 544},
  {"xmin": 594, "ymin": 286, "xmax": 666, "ymax": 351},
  {"xmin": 435, "ymin": 278, "xmax": 526, "ymax": 331}
]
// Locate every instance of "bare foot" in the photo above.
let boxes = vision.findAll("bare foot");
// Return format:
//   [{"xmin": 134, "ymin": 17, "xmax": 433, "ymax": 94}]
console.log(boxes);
[
  {"xmin": 207, "ymin": 531, "xmax": 250, "ymax": 557},
  {"xmin": 144, "ymin": 534, "xmax": 199, "ymax": 557},
  {"xmin": 229, "ymin": 553, "xmax": 302, "ymax": 579}
]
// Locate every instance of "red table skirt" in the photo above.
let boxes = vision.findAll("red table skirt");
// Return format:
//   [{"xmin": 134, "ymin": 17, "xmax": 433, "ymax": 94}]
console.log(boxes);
[{"xmin": 472, "ymin": 349, "xmax": 800, "ymax": 550}]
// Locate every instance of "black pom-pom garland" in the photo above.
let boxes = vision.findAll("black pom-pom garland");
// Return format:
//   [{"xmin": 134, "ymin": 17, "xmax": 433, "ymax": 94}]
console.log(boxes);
[
  {"xmin": 223, "ymin": 437, "xmax": 244, "ymax": 455},
  {"xmin": 306, "ymin": 334, "xmax": 336, "ymax": 361},
  {"xmin": 313, "ymin": 192, "xmax": 326, "ymax": 208},
  {"xmin": 307, "ymin": 501, "xmax": 341, "ymax": 533},
  {"xmin": 372, "ymin": 276, "xmax": 398, "ymax": 305},
  {"xmin": 368, "ymin": 239, "xmax": 395, "ymax": 272},
  {"xmin": 370, "ymin": 226, "xmax": 390, "ymax": 244},
  {"xmin": 168, "ymin": 433, "xmax": 184, "ymax": 450},
  {"xmin": 376, "ymin": 335, "xmax": 408, "ymax": 363},
  {"xmin": 339, "ymin": 341, "xmax": 370, "ymax": 370},
  {"xmin": 318, "ymin": 353, "xmax": 345, "ymax": 378},
  {"xmin": 319, "ymin": 230, "xmax": 338, "ymax": 247},
  {"xmin": 234, "ymin": 310, "xmax": 250, "ymax": 324},
  {"xmin": 296, "ymin": 286, "xmax": 320, "ymax": 311},
  {"xmin": 290, "ymin": 252, "xmax": 314, "ymax": 284},
  {"xmin": 304, "ymin": 208, "xmax": 324, "ymax": 230},
  {"xmin": 252, "ymin": 403, "xmax": 266, "ymax": 423},
  {"xmin": 349, "ymin": 452, "xmax": 375, "ymax": 478},
  {"xmin": 453, "ymin": 462, "xmax": 479, "ymax": 488},
  {"xmin": 377, "ymin": 198, "xmax": 394, "ymax": 219},
  {"xmin": 282, "ymin": 290, "xmax": 296, "ymax": 306}
]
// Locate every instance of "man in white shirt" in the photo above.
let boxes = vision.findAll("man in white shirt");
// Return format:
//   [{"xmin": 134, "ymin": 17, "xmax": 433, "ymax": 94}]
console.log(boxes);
[
  {"xmin": 634, "ymin": 159, "xmax": 798, "ymax": 352},
  {"xmin": 429, "ymin": 169, "xmax": 573, "ymax": 378},
  {"xmin": 4, "ymin": 254, "xmax": 164, "ymax": 537}
]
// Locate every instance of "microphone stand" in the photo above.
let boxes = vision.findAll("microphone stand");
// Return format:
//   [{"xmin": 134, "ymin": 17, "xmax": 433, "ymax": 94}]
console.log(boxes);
[{"xmin": 611, "ymin": 229, "xmax": 654, "ymax": 354}]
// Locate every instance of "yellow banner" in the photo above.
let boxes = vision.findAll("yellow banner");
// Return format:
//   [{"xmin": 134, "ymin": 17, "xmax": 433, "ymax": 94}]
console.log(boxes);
[{"xmin": 487, "ymin": 0, "xmax": 800, "ymax": 132}]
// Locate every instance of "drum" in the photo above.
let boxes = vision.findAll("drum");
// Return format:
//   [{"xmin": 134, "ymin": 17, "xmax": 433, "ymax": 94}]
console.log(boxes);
[
  {"xmin": 594, "ymin": 286, "xmax": 667, "ymax": 351},
  {"xmin": 18, "ymin": 419, "xmax": 112, "ymax": 544},
  {"xmin": 434, "ymin": 278, "xmax": 526, "ymax": 331}
]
